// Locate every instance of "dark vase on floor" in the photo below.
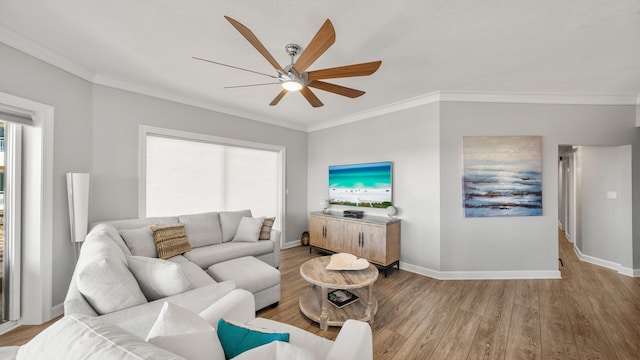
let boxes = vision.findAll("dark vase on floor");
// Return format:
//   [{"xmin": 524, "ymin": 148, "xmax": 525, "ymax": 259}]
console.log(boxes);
[{"xmin": 301, "ymin": 231, "xmax": 310, "ymax": 246}]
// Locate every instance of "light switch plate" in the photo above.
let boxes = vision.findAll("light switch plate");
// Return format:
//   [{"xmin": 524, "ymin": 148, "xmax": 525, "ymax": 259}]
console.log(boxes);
[{"xmin": 606, "ymin": 191, "xmax": 617, "ymax": 200}]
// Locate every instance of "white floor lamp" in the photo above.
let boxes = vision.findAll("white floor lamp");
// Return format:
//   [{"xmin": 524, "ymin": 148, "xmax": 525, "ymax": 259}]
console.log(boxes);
[{"xmin": 66, "ymin": 173, "xmax": 90, "ymax": 259}]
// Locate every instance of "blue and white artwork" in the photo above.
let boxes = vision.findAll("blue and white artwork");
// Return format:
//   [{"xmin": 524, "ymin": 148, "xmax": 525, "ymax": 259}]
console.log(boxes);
[{"xmin": 463, "ymin": 136, "xmax": 542, "ymax": 217}]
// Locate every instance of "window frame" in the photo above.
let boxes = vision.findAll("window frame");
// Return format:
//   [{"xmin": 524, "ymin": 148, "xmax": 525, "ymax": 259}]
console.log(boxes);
[{"xmin": 139, "ymin": 125, "xmax": 286, "ymax": 248}]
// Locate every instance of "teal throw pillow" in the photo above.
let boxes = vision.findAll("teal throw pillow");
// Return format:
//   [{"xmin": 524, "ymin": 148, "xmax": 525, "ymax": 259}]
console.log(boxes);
[{"xmin": 217, "ymin": 319, "xmax": 290, "ymax": 359}]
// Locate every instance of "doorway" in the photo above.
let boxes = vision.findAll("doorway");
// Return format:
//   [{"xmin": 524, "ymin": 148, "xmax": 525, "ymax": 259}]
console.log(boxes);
[{"xmin": 558, "ymin": 145, "xmax": 633, "ymax": 274}]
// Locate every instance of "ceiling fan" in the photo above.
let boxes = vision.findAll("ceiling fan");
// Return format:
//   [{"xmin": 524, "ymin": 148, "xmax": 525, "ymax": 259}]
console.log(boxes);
[{"xmin": 193, "ymin": 16, "xmax": 382, "ymax": 108}]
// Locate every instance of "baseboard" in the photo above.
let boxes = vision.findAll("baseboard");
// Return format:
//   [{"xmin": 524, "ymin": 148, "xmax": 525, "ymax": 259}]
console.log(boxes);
[
  {"xmin": 573, "ymin": 245, "xmax": 637, "ymax": 277},
  {"xmin": 282, "ymin": 240, "xmax": 302, "ymax": 249},
  {"xmin": 400, "ymin": 262, "xmax": 561, "ymax": 280},
  {"xmin": 51, "ymin": 303, "xmax": 64, "ymax": 318}
]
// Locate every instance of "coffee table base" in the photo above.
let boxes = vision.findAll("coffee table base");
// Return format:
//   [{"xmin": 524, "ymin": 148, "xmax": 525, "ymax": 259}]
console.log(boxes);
[{"xmin": 299, "ymin": 285, "xmax": 378, "ymax": 330}]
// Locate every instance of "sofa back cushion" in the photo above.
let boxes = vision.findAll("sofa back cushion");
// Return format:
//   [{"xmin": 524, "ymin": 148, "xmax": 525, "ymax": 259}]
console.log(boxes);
[
  {"xmin": 219, "ymin": 210, "xmax": 252, "ymax": 242},
  {"xmin": 178, "ymin": 212, "xmax": 223, "ymax": 247},
  {"xmin": 76, "ymin": 237, "xmax": 147, "ymax": 315},
  {"xmin": 127, "ymin": 256, "xmax": 194, "ymax": 301},
  {"xmin": 119, "ymin": 226, "xmax": 158, "ymax": 258},
  {"xmin": 17, "ymin": 314, "xmax": 184, "ymax": 360}
]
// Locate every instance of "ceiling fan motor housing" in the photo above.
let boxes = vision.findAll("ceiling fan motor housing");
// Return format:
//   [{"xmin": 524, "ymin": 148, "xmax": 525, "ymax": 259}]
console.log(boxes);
[{"xmin": 285, "ymin": 43, "xmax": 301, "ymax": 57}]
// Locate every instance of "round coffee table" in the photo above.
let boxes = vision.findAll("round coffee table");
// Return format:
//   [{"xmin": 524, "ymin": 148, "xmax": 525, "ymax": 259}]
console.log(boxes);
[{"xmin": 299, "ymin": 256, "xmax": 378, "ymax": 330}]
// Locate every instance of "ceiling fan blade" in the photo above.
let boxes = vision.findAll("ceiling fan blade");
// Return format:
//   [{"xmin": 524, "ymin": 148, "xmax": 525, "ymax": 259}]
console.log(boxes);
[
  {"xmin": 300, "ymin": 87, "xmax": 324, "ymax": 107},
  {"xmin": 308, "ymin": 81, "xmax": 365, "ymax": 98},
  {"xmin": 307, "ymin": 61, "xmax": 382, "ymax": 81},
  {"xmin": 270, "ymin": 89, "xmax": 288, "ymax": 106},
  {"xmin": 224, "ymin": 16, "xmax": 285, "ymax": 74},
  {"xmin": 193, "ymin": 57, "xmax": 278, "ymax": 78},
  {"xmin": 293, "ymin": 19, "xmax": 336, "ymax": 75},
  {"xmin": 224, "ymin": 82, "xmax": 280, "ymax": 89}
]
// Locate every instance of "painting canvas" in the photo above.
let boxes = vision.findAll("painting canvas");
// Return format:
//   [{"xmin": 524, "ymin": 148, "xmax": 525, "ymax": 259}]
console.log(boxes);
[{"xmin": 463, "ymin": 136, "xmax": 542, "ymax": 217}]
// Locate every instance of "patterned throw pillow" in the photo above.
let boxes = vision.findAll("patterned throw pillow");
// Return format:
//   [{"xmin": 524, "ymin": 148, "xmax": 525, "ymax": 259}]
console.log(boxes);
[
  {"xmin": 259, "ymin": 217, "xmax": 276, "ymax": 240},
  {"xmin": 150, "ymin": 223, "xmax": 192, "ymax": 259}
]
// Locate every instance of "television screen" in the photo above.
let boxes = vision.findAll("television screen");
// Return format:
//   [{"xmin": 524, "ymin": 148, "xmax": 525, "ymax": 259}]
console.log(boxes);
[{"xmin": 328, "ymin": 161, "xmax": 392, "ymax": 208}]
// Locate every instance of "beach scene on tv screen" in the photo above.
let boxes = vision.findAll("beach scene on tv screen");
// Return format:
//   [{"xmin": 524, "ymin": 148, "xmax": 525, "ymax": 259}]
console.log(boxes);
[{"xmin": 329, "ymin": 162, "xmax": 392, "ymax": 208}]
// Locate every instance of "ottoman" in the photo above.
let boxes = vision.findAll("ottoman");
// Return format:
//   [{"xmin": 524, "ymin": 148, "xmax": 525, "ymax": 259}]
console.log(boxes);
[{"xmin": 207, "ymin": 256, "xmax": 281, "ymax": 311}]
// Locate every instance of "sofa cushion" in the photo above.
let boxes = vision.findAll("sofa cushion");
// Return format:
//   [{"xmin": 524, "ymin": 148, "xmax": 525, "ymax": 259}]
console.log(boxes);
[
  {"xmin": 232, "ymin": 217, "xmax": 265, "ymax": 243},
  {"xmin": 119, "ymin": 226, "xmax": 158, "ymax": 258},
  {"xmin": 147, "ymin": 302, "xmax": 225, "ymax": 360},
  {"xmin": 207, "ymin": 256, "xmax": 280, "ymax": 294},
  {"xmin": 219, "ymin": 210, "xmax": 252, "ymax": 242},
  {"xmin": 248, "ymin": 318, "xmax": 334, "ymax": 360},
  {"xmin": 179, "ymin": 212, "xmax": 223, "ymax": 248},
  {"xmin": 76, "ymin": 239, "xmax": 147, "ymax": 315},
  {"xmin": 16, "ymin": 314, "xmax": 183, "ymax": 360},
  {"xmin": 100, "ymin": 281, "xmax": 237, "ymax": 339},
  {"xmin": 259, "ymin": 217, "xmax": 276, "ymax": 240},
  {"xmin": 151, "ymin": 223, "xmax": 192, "ymax": 259},
  {"xmin": 183, "ymin": 241, "xmax": 274, "ymax": 269},
  {"xmin": 232, "ymin": 341, "xmax": 317, "ymax": 360},
  {"xmin": 127, "ymin": 256, "xmax": 193, "ymax": 301},
  {"xmin": 217, "ymin": 319, "xmax": 289, "ymax": 359},
  {"xmin": 90, "ymin": 223, "xmax": 133, "ymax": 256},
  {"xmin": 178, "ymin": 261, "xmax": 217, "ymax": 288}
]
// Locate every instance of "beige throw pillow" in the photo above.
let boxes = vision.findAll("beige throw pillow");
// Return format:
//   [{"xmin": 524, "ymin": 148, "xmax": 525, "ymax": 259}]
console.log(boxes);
[
  {"xmin": 150, "ymin": 223, "xmax": 192, "ymax": 259},
  {"xmin": 259, "ymin": 217, "xmax": 276, "ymax": 240}
]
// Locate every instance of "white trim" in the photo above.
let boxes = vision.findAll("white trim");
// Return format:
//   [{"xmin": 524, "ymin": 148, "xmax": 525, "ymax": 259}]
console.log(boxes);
[
  {"xmin": 307, "ymin": 91, "xmax": 441, "ymax": 132},
  {"xmin": 282, "ymin": 240, "xmax": 302, "ymax": 249},
  {"xmin": 400, "ymin": 262, "xmax": 561, "ymax": 280},
  {"xmin": 0, "ymin": 25, "xmax": 94, "ymax": 82},
  {"xmin": 51, "ymin": 303, "xmax": 64, "ymax": 318},
  {"xmin": 438, "ymin": 91, "xmax": 638, "ymax": 105},
  {"xmin": 93, "ymin": 75, "xmax": 307, "ymax": 132},
  {"xmin": 0, "ymin": 320, "xmax": 20, "ymax": 336},
  {"xmin": 0, "ymin": 93, "xmax": 55, "ymax": 324},
  {"xmin": 573, "ymin": 245, "xmax": 635, "ymax": 277},
  {"xmin": 4, "ymin": 25, "xmax": 638, "ymax": 134},
  {"xmin": 138, "ymin": 125, "xmax": 287, "ymax": 247},
  {"xmin": 4, "ymin": 123, "xmax": 22, "ymax": 322}
]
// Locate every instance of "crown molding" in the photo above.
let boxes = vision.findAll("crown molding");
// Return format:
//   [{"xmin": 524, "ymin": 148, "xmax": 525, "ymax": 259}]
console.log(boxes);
[
  {"xmin": 92, "ymin": 74, "xmax": 307, "ymax": 132},
  {"xmin": 2, "ymin": 25, "xmax": 638, "ymax": 133},
  {"xmin": 0, "ymin": 24, "xmax": 95, "ymax": 82},
  {"xmin": 438, "ymin": 90, "xmax": 638, "ymax": 105},
  {"xmin": 309, "ymin": 90, "xmax": 640, "ymax": 132},
  {"xmin": 307, "ymin": 91, "xmax": 441, "ymax": 132}
]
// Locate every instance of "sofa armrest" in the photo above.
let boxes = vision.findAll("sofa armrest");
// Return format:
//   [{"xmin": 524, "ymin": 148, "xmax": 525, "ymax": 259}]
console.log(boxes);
[
  {"xmin": 325, "ymin": 320, "xmax": 373, "ymax": 360},
  {"xmin": 199, "ymin": 289, "xmax": 256, "ymax": 326},
  {"xmin": 270, "ymin": 229, "xmax": 281, "ymax": 268}
]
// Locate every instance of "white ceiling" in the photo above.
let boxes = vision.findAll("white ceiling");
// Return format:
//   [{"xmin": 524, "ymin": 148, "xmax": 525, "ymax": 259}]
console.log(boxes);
[{"xmin": 1, "ymin": 0, "xmax": 639, "ymax": 131}]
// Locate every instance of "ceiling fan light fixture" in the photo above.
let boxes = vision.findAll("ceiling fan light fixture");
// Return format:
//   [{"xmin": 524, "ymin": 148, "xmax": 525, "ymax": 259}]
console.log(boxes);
[{"xmin": 281, "ymin": 79, "xmax": 303, "ymax": 91}]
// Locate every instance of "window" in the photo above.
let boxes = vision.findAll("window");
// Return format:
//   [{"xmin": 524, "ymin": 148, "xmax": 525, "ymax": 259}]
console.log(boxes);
[{"xmin": 140, "ymin": 126, "xmax": 285, "ymax": 240}]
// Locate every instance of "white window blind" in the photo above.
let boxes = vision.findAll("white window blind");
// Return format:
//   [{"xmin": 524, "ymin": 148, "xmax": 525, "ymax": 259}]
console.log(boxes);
[{"xmin": 145, "ymin": 135, "xmax": 280, "ymax": 229}]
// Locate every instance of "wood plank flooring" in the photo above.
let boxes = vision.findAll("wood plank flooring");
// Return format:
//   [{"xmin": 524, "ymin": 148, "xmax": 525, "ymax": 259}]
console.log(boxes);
[{"xmin": 1, "ymin": 229, "xmax": 639, "ymax": 360}]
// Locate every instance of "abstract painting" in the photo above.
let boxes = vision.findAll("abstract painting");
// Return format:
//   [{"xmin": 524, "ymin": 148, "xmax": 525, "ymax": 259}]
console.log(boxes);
[{"xmin": 463, "ymin": 136, "xmax": 542, "ymax": 217}]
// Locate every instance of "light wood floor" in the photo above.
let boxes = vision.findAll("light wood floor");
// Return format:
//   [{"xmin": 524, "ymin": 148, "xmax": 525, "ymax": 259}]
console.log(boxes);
[{"xmin": 2, "ymin": 230, "xmax": 639, "ymax": 359}]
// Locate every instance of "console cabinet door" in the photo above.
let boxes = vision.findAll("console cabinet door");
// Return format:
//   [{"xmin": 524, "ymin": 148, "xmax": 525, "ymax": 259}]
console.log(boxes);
[
  {"xmin": 345, "ymin": 221, "xmax": 386, "ymax": 264},
  {"xmin": 360, "ymin": 224, "xmax": 387, "ymax": 264},
  {"xmin": 310, "ymin": 215, "xmax": 344, "ymax": 251}
]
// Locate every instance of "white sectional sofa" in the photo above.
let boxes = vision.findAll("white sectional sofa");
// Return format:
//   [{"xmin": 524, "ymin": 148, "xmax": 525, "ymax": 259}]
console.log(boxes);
[
  {"xmin": 64, "ymin": 209, "xmax": 282, "ymax": 337},
  {"xmin": 1, "ymin": 289, "xmax": 374, "ymax": 360}
]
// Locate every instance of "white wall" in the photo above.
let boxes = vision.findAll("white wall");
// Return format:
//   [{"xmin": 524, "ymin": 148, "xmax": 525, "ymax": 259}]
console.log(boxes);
[
  {"xmin": 0, "ymin": 43, "xmax": 93, "ymax": 308},
  {"xmin": 308, "ymin": 104, "xmax": 441, "ymax": 270},
  {"xmin": 0, "ymin": 42, "xmax": 308, "ymax": 313},
  {"xmin": 576, "ymin": 146, "xmax": 633, "ymax": 270},
  {"xmin": 90, "ymin": 85, "xmax": 308, "ymax": 246},
  {"xmin": 439, "ymin": 102, "xmax": 637, "ymax": 274}
]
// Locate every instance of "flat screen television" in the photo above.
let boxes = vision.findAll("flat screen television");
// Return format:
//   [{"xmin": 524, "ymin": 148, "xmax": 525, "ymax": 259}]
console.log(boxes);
[{"xmin": 328, "ymin": 161, "xmax": 392, "ymax": 208}]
